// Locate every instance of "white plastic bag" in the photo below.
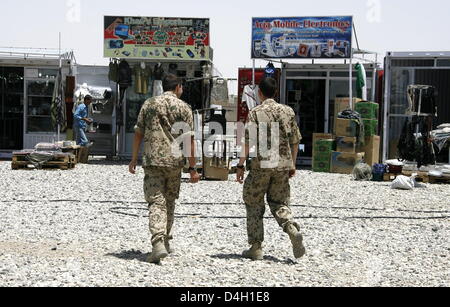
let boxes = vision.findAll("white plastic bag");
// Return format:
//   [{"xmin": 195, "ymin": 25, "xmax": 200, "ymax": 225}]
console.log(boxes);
[{"xmin": 391, "ymin": 175, "xmax": 416, "ymax": 190}]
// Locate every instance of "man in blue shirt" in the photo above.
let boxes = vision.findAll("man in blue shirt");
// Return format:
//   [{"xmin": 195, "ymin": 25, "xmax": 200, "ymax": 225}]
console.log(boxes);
[{"xmin": 73, "ymin": 95, "xmax": 93, "ymax": 146}]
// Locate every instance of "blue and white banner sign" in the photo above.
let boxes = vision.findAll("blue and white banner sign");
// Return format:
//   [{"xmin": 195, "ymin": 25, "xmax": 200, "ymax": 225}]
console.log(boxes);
[{"xmin": 251, "ymin": 16, "xmax": 353, "ymax": 59}]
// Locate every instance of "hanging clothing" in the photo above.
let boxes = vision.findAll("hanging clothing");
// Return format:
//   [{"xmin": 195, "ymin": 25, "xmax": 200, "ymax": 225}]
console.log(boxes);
[
  {"xmin": 398, "ymin": 116, "xmax": 436, "ymax": 168},
  {"xmin": 407, "ymin": 85, "xmax": 437, "ymax": 116},
  {"xmin": 154, "ymin": 64, "xmax": 165, "ymax": 81},
  {"xmin": 355, "ymin": 63, "xmax": 367, "ymax": 100},
  {"xmin": 51, "ymin": 69, "xmax": 66, "ymax": 132},
  {"xmin": 211, "ymin": 79, "xmax": 229, "ymax": 105},
  {"xmin": 265, "ymin": 63, "xmax": 276, "ymax": 78},
  {"xmin": 242, "ymin": 85, "xmax": 261, "ymax": 111},
  {"xmin": 153, "ymin": 80, "xmax": 164, "ymax": 97},
  {"xmin": 108, "ymin": 60, "xmax": 119, "ymax": 83},
  {"xmin": 134, "ymin": 64, "xmax": 152, "ymax": 95}
]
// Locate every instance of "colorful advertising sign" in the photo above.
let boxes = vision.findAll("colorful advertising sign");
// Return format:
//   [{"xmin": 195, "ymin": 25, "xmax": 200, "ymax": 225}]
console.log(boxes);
[
  {"xmin": 104, "ymin": 16, "xmax": 210, "ymax": 60},
  {"xmin": 251, "ymin": 16, "xmax": 353, "ymax": 59}
]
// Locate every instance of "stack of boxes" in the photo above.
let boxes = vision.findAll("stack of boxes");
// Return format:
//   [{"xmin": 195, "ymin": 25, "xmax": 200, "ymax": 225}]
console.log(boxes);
[
  {"xmin": 354, "ymin": 101, "xmax": 381, "ymax": 167},
  {"xmin": 331, "ymin": 98, "xmax": 365, "ymax": 174},
  {"xmin": 313, "ymin": 98, "xmax": 380, "ymax": 174},
  {"xmin": 312, "ymin": 133, "xmax": 334, "ymax": 173},
  {"xmin": 312, "ymin": 98, "xmax": 381, "ymax": 175}
]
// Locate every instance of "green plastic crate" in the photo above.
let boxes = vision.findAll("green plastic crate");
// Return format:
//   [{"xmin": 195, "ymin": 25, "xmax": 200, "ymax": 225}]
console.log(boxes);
[
  {"xmin": 355, "ymin": 102, "xmax": 379, "ymax": 120},
  {"xmin": 314, "ymin": 139, "xmax": 334, "ymax": 154},
  {"xmin": 363, "ymin": 119, "xmax": 378, "ymax": 137},
  {"xmin": 313, "ymin": 160, "xmax": 331, "ymax": 173},
  {"xmin": 313, "ymin": 152, "xmax": 332, "ymax": 163}
]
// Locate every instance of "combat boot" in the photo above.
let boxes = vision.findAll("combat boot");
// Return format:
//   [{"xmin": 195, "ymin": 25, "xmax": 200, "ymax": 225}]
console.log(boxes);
[
  {"xmin": 286, "ymin": 224, "xmax": 306, "ymax": 259},
  {"xmin": 148, "ymin": 240, "xmax": 169, "ymax": 264},
  {"xmin": 242, "ymin": 243, "xmax": 264, "ymax": 261},
  {"xmin": 165, "ymin": 240, "xmax": 175, "ymax": 254}
]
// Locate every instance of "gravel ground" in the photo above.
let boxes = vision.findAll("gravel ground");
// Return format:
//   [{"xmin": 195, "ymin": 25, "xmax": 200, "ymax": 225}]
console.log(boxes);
[{"xmin": 0, "ymin": 159, "xmax": 449, "ymax": 287}]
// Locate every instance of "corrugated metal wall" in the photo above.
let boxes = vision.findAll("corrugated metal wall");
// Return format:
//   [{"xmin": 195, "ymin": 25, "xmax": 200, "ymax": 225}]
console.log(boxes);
[{"xmin": 415, "ymin": 69, "xmax": 450, "ymax": 124}]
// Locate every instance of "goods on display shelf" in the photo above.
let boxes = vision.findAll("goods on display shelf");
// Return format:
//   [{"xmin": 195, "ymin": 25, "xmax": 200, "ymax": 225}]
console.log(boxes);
[
  {"xmin": 355, "ymin": 101, "xmax": 379, "ymax": 120},
  {"xmin": 331, "ymin": 152, "xmax": 365, "ymax": 174}
]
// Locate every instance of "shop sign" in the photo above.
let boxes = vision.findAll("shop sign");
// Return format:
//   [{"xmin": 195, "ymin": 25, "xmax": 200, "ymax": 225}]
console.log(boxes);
[
  {"xmin": 104, "ymin": 16, "xmax": 210, "ymax": 60},
  {"xmin": 251, "ymin": 16, "xmax": 353, "ymax": 59}
]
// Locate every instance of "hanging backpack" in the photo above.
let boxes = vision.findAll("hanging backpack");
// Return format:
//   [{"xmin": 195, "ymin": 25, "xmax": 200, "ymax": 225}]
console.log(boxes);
[
  {"xmin": 108, "ymin": 60, "xmax": 119, "ymax": 83},
  {"xmin": 118, "ymin": 60, "xmax": 132, "ymax": 89}
]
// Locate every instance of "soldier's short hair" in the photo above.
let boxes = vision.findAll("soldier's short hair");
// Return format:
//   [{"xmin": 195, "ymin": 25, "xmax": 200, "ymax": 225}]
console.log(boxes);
[
  {"xmin": 163, "ymin": 74, "xmax": 182, "ymax": 92},
  {"xmin": 259, "ymin": 77, "xmax": 277, "ymax": 98}
]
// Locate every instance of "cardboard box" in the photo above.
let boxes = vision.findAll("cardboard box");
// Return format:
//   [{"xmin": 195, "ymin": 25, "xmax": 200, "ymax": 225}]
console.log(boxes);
[
  {"xmin": 357, "ymin": 136, "xmax": 380, "ymax": 167},
  {"xmin": 204, "ymin": 157, "xmax": 229, "ymax": 181},
  {"xmin": 314, "ymin": 139, "xmax": 334, "ymax": 154},
  {"xmin": 331, "ymin": 152, "xmax": 365, "ymax": 174},
  {"xmin": 355, "ymin": 101, "xmax": 379, "ymax": 120},
  {"xmin": 363, "ymin": 119, "xmax": 378, "ymax": 137},
  {"xmin": 333, "ymin": 97, "xmax": 362, "ymax": 132},
  {"xmin": 312, "ymin": 133, "xmax": 333, "ymax": 165},
  {"xmin": 314, "ymin": 152, "xmax": 332, "ymax": 162},
  {"xmin": 336, "ymin": 137, "xmax": 357, "ymax": 153},
  {"xmin": 313, "ymin": 160, "xmax": 331, "ymax": 173},
  {"xmin": 334, "ymin": 97, "xmax": 362, "ymax": 117},
  {"xmin": 313, "ymin": 133, "xmax": 333, "ymax": 146},
  {"xmin": 335, "ymin": 119, "xmax": 358, "ymax": 137}
]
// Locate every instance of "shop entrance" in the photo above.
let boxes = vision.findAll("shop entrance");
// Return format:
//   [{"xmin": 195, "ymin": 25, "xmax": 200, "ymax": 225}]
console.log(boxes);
[
  {"xmin": 0, "ymin": 67, "xmax": 24, "ymax": 151},
  {"xmin": 286, "ymin": 79, "xmax": 326, "ymax": 164}
]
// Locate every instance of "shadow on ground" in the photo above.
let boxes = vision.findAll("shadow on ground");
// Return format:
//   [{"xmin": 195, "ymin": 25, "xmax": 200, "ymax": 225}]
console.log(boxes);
[
  {"xmin": 106, "ymin": 250, "xmax": 150, "ymax": 263},
  {"xmin": 210, "ymin": 253, "xmax": 297, "ymax": 265}
]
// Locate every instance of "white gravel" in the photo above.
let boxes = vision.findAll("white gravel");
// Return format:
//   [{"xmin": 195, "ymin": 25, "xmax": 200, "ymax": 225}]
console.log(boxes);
[{"xmin": 0, "ymin": 159, "xmax": 449, "ymax": 287}]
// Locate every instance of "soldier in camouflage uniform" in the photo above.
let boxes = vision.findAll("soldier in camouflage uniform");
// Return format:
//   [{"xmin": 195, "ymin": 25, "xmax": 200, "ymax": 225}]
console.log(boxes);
[
  {"xmin": 237, "ymin": 77, "xmax": 306, "ymax": 260},
  {"xmin": 129, "ymin": 74, "xmax": 200, "ymax": 264}
]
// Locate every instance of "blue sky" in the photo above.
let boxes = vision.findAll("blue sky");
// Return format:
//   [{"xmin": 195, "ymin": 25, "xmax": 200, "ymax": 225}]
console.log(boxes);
[{"xmin": 1, "ymin": 0, "xmax": 450, "ymax": 77}]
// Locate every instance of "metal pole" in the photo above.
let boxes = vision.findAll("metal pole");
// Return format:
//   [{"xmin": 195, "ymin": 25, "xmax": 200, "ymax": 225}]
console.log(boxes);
[
  {"xmin": 58, "ymin": 32, "xmax": 61, "ymax": 142},
  {"xmin": 349, "ymin": 49, "xmax": 353, "ymax": 109},
  {"xmin": 371, "ymin": 53, "xmax": 378, "ymax": 102},
  {"xmin": 252, "ymin": 59, "xmax": 256, "ymax": 86}
]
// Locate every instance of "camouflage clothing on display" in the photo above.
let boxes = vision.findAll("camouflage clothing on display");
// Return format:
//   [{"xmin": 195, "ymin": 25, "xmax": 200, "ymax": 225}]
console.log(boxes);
[
  {"xmin": 135, "ymin": 91, "xmax": 194, "ymax": 169},
  {"xmin": 144, "ymin": 167, "xmax": 182, "ymax": 244},
  {"xmin": 243, "ymin": 169, "xmax": 300, "ymax": 245},
  {"xmin": 245, "ymin": 99, "xmax": 302, "ymax": 171}
]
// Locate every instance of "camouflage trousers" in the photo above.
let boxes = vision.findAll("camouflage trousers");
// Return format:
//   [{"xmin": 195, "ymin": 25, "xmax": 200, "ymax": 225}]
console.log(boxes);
[
  {"xmin": 144, "ymin": 167, "xmax": 182, "ymax": 245},
  {"xmin": 243, "ymin": 169, "xmax": 300, "ymax": 245}
]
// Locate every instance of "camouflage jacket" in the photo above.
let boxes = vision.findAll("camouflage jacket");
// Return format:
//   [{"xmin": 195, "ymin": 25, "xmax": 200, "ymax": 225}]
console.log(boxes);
[
  {"xmin": 135, "ymin": 92, "xmax": 194, "ymax": 168},
  {"xmin": 245, "ymin": 99, "xmax": 302, "ymax": 171}
]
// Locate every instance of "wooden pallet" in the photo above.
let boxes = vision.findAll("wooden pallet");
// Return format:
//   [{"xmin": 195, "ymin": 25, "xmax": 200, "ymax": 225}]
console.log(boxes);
[
  {"xmin": 383, "ymin": 173, "xmax": 402, "ymax": 181},
  {"xmin": 428, "ymin": 176, "xmax": 450, "ymax": 184},
  {"xmin": 401, "ymin": 171, "xmax": 430, "ymax": 183},
  {"xmin": 401, "ymin": 170, "xmax": 450, "ymax": 184},
  {"xmin": 61, "ymin": 146, "xmax": 81, "ymax": 164},
  {"xmin": 11, "ymin": 152, "xmax": 77, "ymax": 170}
]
